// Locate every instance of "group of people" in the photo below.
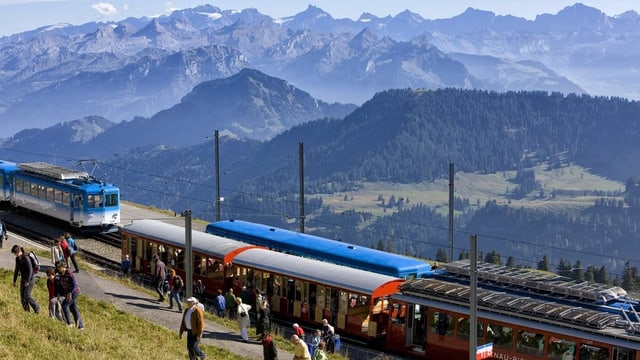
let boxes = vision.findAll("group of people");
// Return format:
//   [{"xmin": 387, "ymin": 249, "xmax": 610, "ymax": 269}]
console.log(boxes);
[
  {"xmin": 11, "ymin": 240, "xmax": 84, "ymax": 330},
  {"xmin": 51, "ymin": 232, "xmax": 80, "ymax": 273},
  {"xmin": 289, "ymin": 319, "xmax": 335, "ymax": 360}
]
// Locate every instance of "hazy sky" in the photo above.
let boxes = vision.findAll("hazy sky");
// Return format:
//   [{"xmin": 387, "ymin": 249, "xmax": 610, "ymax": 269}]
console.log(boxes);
[{"xmin": 0, "ymin": 1, "xmax": 638, "ymax": 37}]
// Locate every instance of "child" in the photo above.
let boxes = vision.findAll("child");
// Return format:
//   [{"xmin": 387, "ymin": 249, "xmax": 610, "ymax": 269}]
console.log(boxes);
[{"xmin": 46, "ymin": 268, "xmax": 64, "ymax": 321}]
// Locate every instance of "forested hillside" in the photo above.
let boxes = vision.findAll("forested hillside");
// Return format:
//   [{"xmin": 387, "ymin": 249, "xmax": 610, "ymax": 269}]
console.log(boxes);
[{"xmin": 103, "ymin": 88, "xmax": 640, "ymax": 284}]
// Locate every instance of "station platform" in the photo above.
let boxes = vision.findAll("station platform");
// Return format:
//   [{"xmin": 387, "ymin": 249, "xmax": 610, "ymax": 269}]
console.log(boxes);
[{"xmin": 0, "ymin": 231, "xmax": 293, "ymax": 359}]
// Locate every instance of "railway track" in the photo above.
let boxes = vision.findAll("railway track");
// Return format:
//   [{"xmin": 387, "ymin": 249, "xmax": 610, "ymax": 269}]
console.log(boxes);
[{"xmin": 2, "ymin": 209, "xmax": 121, "ymax": 272}]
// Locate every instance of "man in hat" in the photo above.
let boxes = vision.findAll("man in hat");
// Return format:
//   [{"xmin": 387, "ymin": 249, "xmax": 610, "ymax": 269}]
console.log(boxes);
[{"xmin": 179, "ymin": 297, "xmax": 206, "ymax": 360}]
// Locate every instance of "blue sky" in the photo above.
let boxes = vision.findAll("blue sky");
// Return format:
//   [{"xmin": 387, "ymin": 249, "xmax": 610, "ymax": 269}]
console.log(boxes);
[{"xmin": 0, "ymin": 1, "xmax": 638, "ymax": 37}]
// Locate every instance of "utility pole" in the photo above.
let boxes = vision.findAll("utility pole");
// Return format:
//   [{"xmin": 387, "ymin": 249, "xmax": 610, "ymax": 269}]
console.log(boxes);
[
  {"xmin": 214, "ymin": 130, "xmax": 221, "ymax": 221},
  {"xmin": 469, "ymin": 234, "xmax": 478, "ymax": 360},
  {"xmin": 449, "ymin": 163, "xmax": 455, "ymax": 262},
  {"xmin": 184, "ymin": 210, "xmax": 193, "ymax": 299},
  {"xmin": 299, "ymin": 142, "xmax": 305, "ymax": 233}
]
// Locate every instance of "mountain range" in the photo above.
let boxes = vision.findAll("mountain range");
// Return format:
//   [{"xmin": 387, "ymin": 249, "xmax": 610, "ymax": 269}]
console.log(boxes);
[
  {"xmin": 3, "ymin": 3, "xmax": 635, "ymax": 136},
  {"xmin": 2, "ymin": 3, "xmax": 640, "ymax": 274}
]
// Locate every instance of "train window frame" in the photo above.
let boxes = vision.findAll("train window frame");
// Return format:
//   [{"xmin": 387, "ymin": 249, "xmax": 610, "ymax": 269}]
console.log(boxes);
[
  {"xmin": 30, "ymin": 182, "xmax": 37, "ymax": 196},
  {"xmin": 546, "ymin": 337, "xmax": 576, "ymax": 360},
  {"xmin": 516, "ymin": 330, "xmax": 545, "ymax": 357},
  {"xmin": 63, "ymin": 191, "xmax": 70, "ymax": 206},
  {"xmin": 38, "ymin": 184, "xmax": 46, "ymax": 199},
  {"xmin": 428, "ymin": 310, "xmax": 454, "ymax": 337},
  {"xmin": 487, "ymin": 323, "xmax": 514, "ymax": 350},
  {"xmin": 16, "ymin": 179, "xmax": 23, "ymax": 193}
]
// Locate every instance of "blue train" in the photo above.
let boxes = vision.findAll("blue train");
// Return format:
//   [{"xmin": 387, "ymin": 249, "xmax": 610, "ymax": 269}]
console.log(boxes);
[
  {"xmin": 206, "ymin": 219, "xmax": 433, "ymax": 279},
  {"xmin": 0, "ymin": 160, "xmax": 120, "ymax": 232}
]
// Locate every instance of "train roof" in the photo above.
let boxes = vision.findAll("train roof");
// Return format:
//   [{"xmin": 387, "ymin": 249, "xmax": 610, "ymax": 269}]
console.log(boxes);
[
  {"xmin": 0, "ymin": 160, "xmax": 18, "ymax": 171},
  {"xmin": 18, "ymin": 162, "xmax": 89, "ymax": 180},
  {"xmin": 443, "ymin": 259, "xmax": 628, "ymax": 303},
  {"xmin": 396, "ymin": 278, "xmax": 640, "ymax": 349},
  {"xmin": 231, "ymin": 247, "xmax": 404, "ymax": 298},
  {"xmin": 208, "ymin": 220, "xmax": 432, "ymax": 278},
  {"xmin": 122, "ymin": 220, "xmax": 257, "ymax": 263}
]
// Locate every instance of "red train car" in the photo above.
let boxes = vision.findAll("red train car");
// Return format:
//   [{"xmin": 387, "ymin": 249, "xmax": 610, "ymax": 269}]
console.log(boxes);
[{"xmin": 386, "ymin": 277, "xmax": 640, "ymax": 360}]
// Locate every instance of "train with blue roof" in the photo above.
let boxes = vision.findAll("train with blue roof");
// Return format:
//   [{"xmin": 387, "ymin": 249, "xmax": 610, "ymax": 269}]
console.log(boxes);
[
  {"xmin": 206, "ymin": 219, "xmax": 432, "ymax": 279},
  {"xmin": 0, "ymin": 160, "xmax": 120, "ymax": 232}
]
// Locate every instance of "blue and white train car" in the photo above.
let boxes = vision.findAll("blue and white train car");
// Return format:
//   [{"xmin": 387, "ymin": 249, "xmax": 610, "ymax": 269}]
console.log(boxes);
[
  {"xmin": 206, "ymin": 219, "xmax": 433, "ymax": 279},
  {"xmin": 0, "ymin": 160, "xmax": 120, "ymax": 232}
]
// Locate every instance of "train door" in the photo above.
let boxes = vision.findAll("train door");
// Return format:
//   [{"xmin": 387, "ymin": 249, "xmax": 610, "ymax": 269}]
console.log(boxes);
[
  {"xmin": 71, "ymin": 194, "xmax": 83, "ymax": 225},
  {"xmin": 406, "ymin": 304, "xmax": 427, "ymax": 353}
]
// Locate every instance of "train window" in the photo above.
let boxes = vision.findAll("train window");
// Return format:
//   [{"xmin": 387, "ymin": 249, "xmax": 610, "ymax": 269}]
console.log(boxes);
[
  {"xmin": 55, "ymin": 189, "xmax": 63, "ymax": 204},
  {"xmin": 516, "ymin": 330, "xmax": 545, "ymax": 357},
  {"xmin": 316, "ymin": 286, "xmax": 325, "ymax": 309},
  {"xmin": 428, "ymin": 311, "xmax": 454, "ymax": 336},
  {"xmin": 579, "ymin": 344, "xmax": 609, "ymax": 360},
  {"xmin": 38, "ymin": 185, "xmax": 46, "ymax": 199},
  {"xmin": 63, "ymin": 191, "xmax": 70, "ymax": 205},
  {"xmin": 87, "ymin": 194, "xmax": 102, "ymax": 208},
  {"xmin": 612, "ymin": 346, "xmax": 635, "ymax": 360},
  {"xmin": 338, "ymin": 290, "xmax": 348, "ymax": 315},
  {"xmin": 105, "ymin": 193, "xmax": 118, "ymax": 207},
  {"xmin": 46, "ymin": 187, "xmax": 54, "ymax": 201},
  {"xmin": 547, "ymin": 338, "xmax": 576, "ymax": 360},
  {"xmin": 487, "ymin": 324, "xmax": 513, "ymax": 350},
  {"xmin": 457, "ymin": 318, "xmax": 484, "ymax": 341},
  {"xmin": 30, "ymin": 182, "xmax": 37, "ymax": 196},
  {"xmin": 16, "ymin": 179, "xmax": 23, "ymax": 193}
]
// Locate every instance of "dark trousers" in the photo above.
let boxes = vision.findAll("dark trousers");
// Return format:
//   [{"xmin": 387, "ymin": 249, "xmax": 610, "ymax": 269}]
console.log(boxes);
[
  {"xmin": 187, "ymin": 332, "xmax": 206, "ymax": 360},
  {"xmin": 69, "ymin": 253, "xmax": 80, "ymax": 272},
  {"xmin": 156, "ymin": 278, "xmax": 165, "ymax": 299},
  {"xmin": 62, "ymin": 292, "xmax": 84, "ymax": 328},
  {"xmin": 20, "ymin": 277, "xmax": 40, "ymax": 313}
]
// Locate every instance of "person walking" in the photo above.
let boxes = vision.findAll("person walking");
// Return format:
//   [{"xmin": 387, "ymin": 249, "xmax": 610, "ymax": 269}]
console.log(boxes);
[
  {"xmin": 57, "ymin": 262, "xmax": 84, "ymax": 329},
  {"xmin": 64, "ymin": 232, "xmax": 80, "ymax": 273},
  {"xmin": 179, "ymin": 297, "xmax": 206, "ymax": 360},
  {"xmin": 236, "ymin": 297, "xmax": 251, "ymax": 343},
  {"xmin": 11, "ymin": 245, "xmax": 40, "ymax": 313},
  {"xmin": 168, "ymin": 269, "xmax": 183, "ymax": 312},
  {"xmin": 262, "ymin": 329, "xmax": 278, "ymax": 360},
  {"xmin": 153, "ymin": 254, "xmax": 167, "ymax": 301}
]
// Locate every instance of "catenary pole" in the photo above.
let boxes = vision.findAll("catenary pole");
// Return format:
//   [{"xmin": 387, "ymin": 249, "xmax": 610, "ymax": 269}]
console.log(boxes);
[
  {"xmin": 215, "ymin": 130, "xmax": 221, "ymax": 221},
  {"xmin": 299, "ymin": 142, "xmax": 305, "ymax": 233},
  {"xmin": 184, "ymin": 210, "xmax": 193, "ymax": 299},
  {"xmin": 469, "ymin": 234, "xmax": 478, "ymax": 360},
  {"xmin": 449, "ymin": 163, "xmax": 455, "ymax": 262}
]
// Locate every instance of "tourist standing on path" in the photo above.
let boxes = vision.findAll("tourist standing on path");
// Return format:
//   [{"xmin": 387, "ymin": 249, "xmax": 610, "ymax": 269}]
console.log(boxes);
[
  {"xmin": 179, "ymin": 297, "xmax": 206, "ymax": 360},
  {"xmin": 51, "ymin": 237, "xmax": 64, "ymax": 267},
  {"xmin": 59, "ymin": 236, "xmax": 71, "ymax": 268},
  {"xmin": 11, "ymin": 245, "xmax": 40, "ymax": 313},
  {"xmin": 120, "ymin": 254, "xmax": 130, "ymax": 275},
  {"xmin": 153, "ymin": 254, "xmax": 167, "ymax": 301},
  {"xmin": 225, "ymin": 288, "xmax": 237, "ymax": 319},
  {"xmin": 64, "ymin": 232, "xmax": 80, "ymax": 272},
  {"xmin": 236, "ymin": 297, "xmax": 252, "ymax": 343},
  {"xmin": 215, "ymin": 289, "xmax": 226, "ymax": 317},
  {"xmin": 262, "ymin": 329, "xmax": 278, "ymax": 360},
  {"xmin": 57, "ymin": 262, "xmax": 84, "ymax": 330}
]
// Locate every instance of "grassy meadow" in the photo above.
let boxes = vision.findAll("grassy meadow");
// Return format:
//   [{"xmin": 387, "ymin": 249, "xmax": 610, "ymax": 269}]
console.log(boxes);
[
  {"xmin": 0, "ymin": 267, "xmax": 251, "ymax": 360},
  {"xmin": 320, "ymin": 164, "xmax": 624, "ymax": 217}
]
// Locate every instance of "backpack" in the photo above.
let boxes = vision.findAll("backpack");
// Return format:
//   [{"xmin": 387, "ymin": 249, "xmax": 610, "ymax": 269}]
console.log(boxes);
[
  {"xmin": 28, "ymin": 251, "xmax": 40, "ymax": 274},
  {"xmin": 174, "ymin": 275, "xmax": 183, "ymax": 290}
]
